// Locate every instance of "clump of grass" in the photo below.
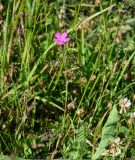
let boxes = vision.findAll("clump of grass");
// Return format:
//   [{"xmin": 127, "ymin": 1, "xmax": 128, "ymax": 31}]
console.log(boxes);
[{"xmin": 0, "ymin": 0, "xmax": 135, "ymax": 159}]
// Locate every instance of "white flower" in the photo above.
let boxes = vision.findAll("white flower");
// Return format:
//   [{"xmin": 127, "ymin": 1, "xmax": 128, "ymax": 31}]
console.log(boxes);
[
  {"xmin": 102, "ymin": 137, "xmax": 121, "ymax": 157},
  {"xmin": 119, "ymin": 97, "xmax": 131, "ymax": 108},
  {"xmin": 119, "ymin": 97, "xmax": 131, "ymax": 114},
  {"xmin": 130, "ymin": 112, "xmax": 135, "ymax": 118}
]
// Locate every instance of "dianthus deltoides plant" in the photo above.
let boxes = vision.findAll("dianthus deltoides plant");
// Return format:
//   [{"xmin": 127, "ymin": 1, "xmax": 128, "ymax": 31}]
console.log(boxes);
[
  {"xmin": 53, "ymin": 32, "xmax": 69, "ymax": 46},
  {"xmin": 0, "ymin": 0, "xmax": 135, "ymax": 159}
]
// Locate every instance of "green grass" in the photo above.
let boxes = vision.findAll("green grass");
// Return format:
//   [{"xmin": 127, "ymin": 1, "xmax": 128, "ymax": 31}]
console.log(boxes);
[{"xmin": 0, "ymin": 0, "xmax": 135, "ymax": 159}]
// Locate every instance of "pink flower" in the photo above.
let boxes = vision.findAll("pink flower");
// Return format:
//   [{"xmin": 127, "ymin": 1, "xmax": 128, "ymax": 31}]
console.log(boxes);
[{"xmin": 53, "ymin": 32, "xmax": 69, "ymax": 46}]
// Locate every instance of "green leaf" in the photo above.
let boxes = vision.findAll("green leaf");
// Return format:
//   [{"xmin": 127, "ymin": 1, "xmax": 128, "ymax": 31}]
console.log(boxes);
[
  {"xmin": 0, "ymin": 155, "xmax": 27, "ymax": 160},
  {"xmin": 126, "ymin": 18, "xmax": 135, "ymax": 24},
  {"xmin": 0, "ymin": 155, "xmax": 10, "ymax": 160},
  {"xmin": 92, "ymin": 105, "xmax": 119, "ymax": 160}
]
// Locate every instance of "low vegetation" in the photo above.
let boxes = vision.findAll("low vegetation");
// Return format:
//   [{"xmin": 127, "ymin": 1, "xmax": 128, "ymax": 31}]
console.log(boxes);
[{"xmin": 0, "ymin": 0, "xmax": 135, "ymax": 159}]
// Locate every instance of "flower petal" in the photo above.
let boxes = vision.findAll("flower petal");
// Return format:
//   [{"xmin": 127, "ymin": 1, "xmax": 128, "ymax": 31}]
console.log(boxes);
[
  {"xmin": 63, "ymin": 38, "xmax": 69, "ymax": 43},
  {"xmin": 55, "ymin": 32, "xmax": 61, "ymax": 39},
  {"xmin": 57, "ymin": 40, "xmax": 64, "ymax": 45},
  {"xmin": 61, "ymin": 32, "xmax": 68, "ymax": 39},
  {"xmin": 53, "ymin": 38, "xmax": 59, "ymax": 43}
]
